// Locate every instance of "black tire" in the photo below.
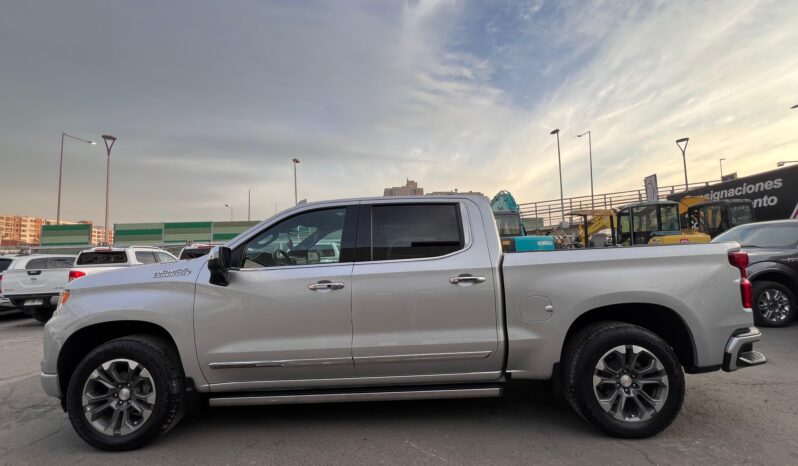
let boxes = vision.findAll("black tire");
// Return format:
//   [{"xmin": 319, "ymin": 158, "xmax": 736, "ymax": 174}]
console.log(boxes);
[
  {"xmin": 562, "ymin": 322, "xmax": 685, "ymax": 438},
  {"xmin": 66, "ymin": 335, "xmax": 185, "ymax": 451},
  {"xmin": 752, "ymin": 281, "xmax": 796, "ymax": 328}
]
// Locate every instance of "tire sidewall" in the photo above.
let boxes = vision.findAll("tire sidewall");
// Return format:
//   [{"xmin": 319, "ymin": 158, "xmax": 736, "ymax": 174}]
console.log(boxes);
[
  {"xmin": 66, "ymin": 339, "xmax": 177, "ymax": 450},
  {"xmin": 570, "ymin": 326, "xmax": 685, "ymax": 438},
  {"xmin": 752, "ymin": 281, "xmax": 796, "ymax": 327}
]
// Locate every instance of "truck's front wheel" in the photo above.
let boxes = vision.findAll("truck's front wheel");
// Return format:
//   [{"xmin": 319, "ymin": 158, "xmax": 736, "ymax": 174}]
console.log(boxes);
[
  {"xmin": 563, "ymin": 322, "xmax": 685, "ymax": 438},
  {"xmin": 65, "ymin": 335, "xmax": 185, "ymax": 451}
]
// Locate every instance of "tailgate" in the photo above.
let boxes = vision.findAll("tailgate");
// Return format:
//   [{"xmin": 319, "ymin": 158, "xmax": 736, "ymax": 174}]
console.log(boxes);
[{"xmin": 1, "ymin": 269, "xmax": 69, "ymax": 296}]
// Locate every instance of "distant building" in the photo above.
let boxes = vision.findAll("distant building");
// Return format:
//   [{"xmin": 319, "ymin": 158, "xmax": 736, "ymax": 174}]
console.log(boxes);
[
  {"xmin": 0, "ymin": 215, "xmax": 111, "ymax": 246},
  {"xmin": 384, "ymin": 179, "xmax": 423, "ymax": 196},
  {"xmin": 427, "ymin": 189, "xmax": 484, "ymax": 196}
]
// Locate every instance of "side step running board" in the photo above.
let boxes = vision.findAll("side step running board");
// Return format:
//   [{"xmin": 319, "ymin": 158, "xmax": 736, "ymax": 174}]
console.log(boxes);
[{"xmin": 209, "ymin": 386, "xmax": 502, "ymax": 407}]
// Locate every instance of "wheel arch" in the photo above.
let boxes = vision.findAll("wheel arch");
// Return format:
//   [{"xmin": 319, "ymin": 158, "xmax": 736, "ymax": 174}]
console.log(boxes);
[
  {"xmin": 749, "ymin": 268, "xmax": 798, "ymax": 292},
  {"xmin": 562, "ymin": 303, "xmax": 699, "ymax": 373},
  {"xmin": 57, "ymin": 320, "xmax": 179, "ymax": 396}
]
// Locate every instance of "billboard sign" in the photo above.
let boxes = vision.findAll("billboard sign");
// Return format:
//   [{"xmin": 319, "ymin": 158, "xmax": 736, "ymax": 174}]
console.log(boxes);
[
  {"xmin": 668, "ymin": 165, "xmax": 798, "ymax": 221},
  {"xmin": 644, "ymin": 174, "xmax": 658, "ymax": 201}
]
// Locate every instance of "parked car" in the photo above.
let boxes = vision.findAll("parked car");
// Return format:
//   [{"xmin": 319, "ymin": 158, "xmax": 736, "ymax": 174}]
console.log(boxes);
[
  {"xmin": 1, "ymin": 254, "xmax": 76, "ymax": 322},
  {"xmin": 69, "ymin": 246, "xmax": 177, "ymax": 282},
  {"xmin": 43, "ymin": 195, "xmax": 765, "ymax": 450},
  {"xmin": 713, "ymin": 219, "xmax": 798, "ymax": 327},
  {"xmin": 178, "ymin": 244, "xmax": 214, "ymax": 260},
  {"xmin": 0, "ymin": 254, "xmax": 19, "ymax": 312}
]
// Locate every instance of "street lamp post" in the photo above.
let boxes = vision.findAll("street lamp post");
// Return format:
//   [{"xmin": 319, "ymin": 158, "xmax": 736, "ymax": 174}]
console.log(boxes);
[
  {"xmin": 719, "ymin": 158, "xmax": 725, "ymax": 179},
  {"xmin": 57, "ymin": 133, "xmax": 96, "ymax": 224},
  {"xmin": 101, "ymin": 135, "xmax": 117, "ymax": 245},
  {"xmin": 248, "ymin": 189, "xmax": 251, "ymax": 221},
  {"xmin": 550, "ymin": 129, "xmax": 565, "ymax": 223},
  {"xmin": 224, "ymin": 204, "xmax": 233, "ymax": 221},
  {"xmin": 292, "ymin": 158, "xmax": 300, "ymax": 205},
  {"xmin": 576, "ymin": 131, "xmax": 594, "ymax": 209},
  {"xmin": 675, "ymin": 137, "xmax": 690, "ymax": 190}
]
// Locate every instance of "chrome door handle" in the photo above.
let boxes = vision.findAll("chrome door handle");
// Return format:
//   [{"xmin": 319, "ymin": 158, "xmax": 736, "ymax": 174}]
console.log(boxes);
[
  {"xmin": 308, "ymin": 281, "xmax": 345, "ymax": 291},
  {"xmin": 449, "ymin": 275, "xmax": 486, "ymax": 285}
]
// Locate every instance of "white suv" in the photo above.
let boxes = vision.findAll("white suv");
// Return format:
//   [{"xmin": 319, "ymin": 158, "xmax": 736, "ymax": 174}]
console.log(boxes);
[{"xmin": 69, "ymin": 246, "xmax": 177, "ymax": 282}]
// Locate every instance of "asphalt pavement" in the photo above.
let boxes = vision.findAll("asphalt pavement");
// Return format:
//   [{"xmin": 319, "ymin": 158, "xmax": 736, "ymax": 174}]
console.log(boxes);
[{"xmin": 1, "ymin": 312, "xmax": 796, "ymax": 465}]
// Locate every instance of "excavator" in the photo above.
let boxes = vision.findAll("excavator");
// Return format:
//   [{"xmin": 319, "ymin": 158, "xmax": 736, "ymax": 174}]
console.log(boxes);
[
  {"xmin": 571, "ymin": 200, "xmax": 711, "ymax": 247},
  {"xmin": 490, "ymin": 191, "xmax": 555, "ymax": 251},
  {"xmin": 678, "ymin": 195, "xmax": 755, "ymax": 238}
]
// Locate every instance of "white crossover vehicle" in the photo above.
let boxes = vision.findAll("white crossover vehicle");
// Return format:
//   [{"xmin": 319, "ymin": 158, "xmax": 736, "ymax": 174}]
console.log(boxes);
[{"xmin": 42, "ymin": 195, "xmax": 766, "ymax": 450}]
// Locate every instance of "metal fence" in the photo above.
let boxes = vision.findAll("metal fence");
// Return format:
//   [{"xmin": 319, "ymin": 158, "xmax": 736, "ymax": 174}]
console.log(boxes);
[{"xmin": 519, "ymin": 179, "xmax": 722, "ymax": 227}]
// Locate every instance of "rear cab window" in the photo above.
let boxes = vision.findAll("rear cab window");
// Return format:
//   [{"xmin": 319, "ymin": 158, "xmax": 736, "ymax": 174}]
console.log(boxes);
[
  {"xmin": 357, "ymin": 203, "xmax": 465, "ymax": 261},
  {"xmin": 25, "ymin": 258, "xmax": 51, "ymax": 270},
  {"xmin": 76, "ymin": 251, "xmax": 129, "ymax": 265}
]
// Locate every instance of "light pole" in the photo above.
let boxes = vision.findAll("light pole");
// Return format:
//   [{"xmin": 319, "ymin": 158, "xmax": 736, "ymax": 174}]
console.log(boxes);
[
  {"xmin": 101, "ymin": 135, "xmax": 116, "ymax": 245},
  {"xmin": 292, "ymin": 158, "xmax": 300, "ymax": 205},
  {"xmin": 675, "ymin": 137, "xmax": 690, "ymax": 190},
  {"xmin": 550, "ymin": 129, "xmax": 565, "ymax": 222},
  {"xmin": 777, "ymin": 161, "xmax": 798, "ymax": 167},
  {"xmin": 247, "ymin": 189, "xmax": 251, "ymax": 221},
  {"xmin": 57, "ymin": 133, "xmax": 96, "ymax": 224},
  {"xmin": 719, "ymin": 158, "xmax": 725, "ymax": 179},
  {"xmin": 224, "ymin": 204, "xmax": 233, "ymax": 221},
  {"xmin": 576, "ymin": 131, "xmax": 594, "ymax": 209}
]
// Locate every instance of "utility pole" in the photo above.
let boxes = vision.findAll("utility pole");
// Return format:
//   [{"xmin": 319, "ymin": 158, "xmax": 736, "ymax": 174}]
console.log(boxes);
[
  {"xmin": 550, "ymin": 129, "xmax": 565, "ymax": 222},
  {"xmin": 101, "ymin": 135, "xmax": 117, "ymax": 244},
  {"xmin": 576, "ymin": 131, "xmax": 594, "ymax": 209},
  {"xmin": 57, "ymin": 133, "xmax": 96, "ymax": 224},
  {"xmin": 292, "ymin": 158, "xmax": 300, "ymax": 205}
]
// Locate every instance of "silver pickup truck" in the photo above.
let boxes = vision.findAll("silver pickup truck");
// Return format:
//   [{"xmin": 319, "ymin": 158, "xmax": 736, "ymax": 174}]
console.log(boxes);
[{"xmin": 42, "ymin": 195, "xmax": 766, "ymax": 450}]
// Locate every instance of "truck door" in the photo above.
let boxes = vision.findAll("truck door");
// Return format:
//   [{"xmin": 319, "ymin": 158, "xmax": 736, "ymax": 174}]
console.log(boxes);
[
  {"xmin": 194, "ymin": 205, "xmax": 358, "ymax": 388},
  {"xmin": 350, "ymin": 200, "xmax": 501, "ymax": 380}
]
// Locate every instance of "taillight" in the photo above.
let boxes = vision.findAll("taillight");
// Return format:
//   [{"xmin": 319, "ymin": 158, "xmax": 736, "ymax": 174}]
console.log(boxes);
[
  {"xmin": 728, "ymin": 252, "xmax": 752, "ymax": 308},
  {"xmin": 68, "ymin": 270, "xmax": 86, "ymax": 282}
]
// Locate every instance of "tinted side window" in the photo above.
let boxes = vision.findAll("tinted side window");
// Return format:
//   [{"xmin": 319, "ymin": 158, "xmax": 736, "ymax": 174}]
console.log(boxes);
[
  {"xmin": 0, "ymin": 259, "xmax": 11, "ymax": 272},
  {"xmin": 25, "ymin": 258, "xmax": 50, "ymax": 269},
  {"xmin": 135, "ymin": 251, "xmax": 157, "ymax": 264},
  {"xmin": 364, "ymin": 204, "xmax": 464, "ymax": 261}
]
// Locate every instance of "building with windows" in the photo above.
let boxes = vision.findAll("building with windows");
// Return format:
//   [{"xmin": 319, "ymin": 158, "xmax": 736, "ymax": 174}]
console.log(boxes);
[
  {"xmin": 383, "ymin": 179, "xmax": 423, "ymax": 196},
  {"xmin": 0, "ymin": 215, "xmax": 111, "ymax": 246}
]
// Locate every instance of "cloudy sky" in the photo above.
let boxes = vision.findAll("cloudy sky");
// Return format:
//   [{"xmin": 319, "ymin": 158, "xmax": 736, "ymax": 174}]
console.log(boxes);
[{"xmin": 1, "ymin": 0, "xmax": 797, "ymax": 224}]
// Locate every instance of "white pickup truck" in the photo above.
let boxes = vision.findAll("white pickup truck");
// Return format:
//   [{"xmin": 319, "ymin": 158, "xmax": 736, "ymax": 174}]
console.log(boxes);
[
  {"xmin": 1, "ymin": 254, "xmax": 76, "ymax": 322},
  {"xmin": 42, "ymin": 195, "xmax": 766, "ymax": 450},
  {"xmin": 68, "ymin": 246, "xmax": 178, "ymax": 282}
]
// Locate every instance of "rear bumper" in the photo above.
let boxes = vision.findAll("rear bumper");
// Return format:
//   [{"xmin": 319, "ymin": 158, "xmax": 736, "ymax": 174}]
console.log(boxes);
[
  {"xmin": 40, "ymin": 372, "xmax": 61, "ymax": 398},
  {"xmin": 722, "ymin": 327, "xmax": 767, "ymax": 372},
  {"xmin": 5, "ymin": 293, "xmax": 59, "ymax": 309}
]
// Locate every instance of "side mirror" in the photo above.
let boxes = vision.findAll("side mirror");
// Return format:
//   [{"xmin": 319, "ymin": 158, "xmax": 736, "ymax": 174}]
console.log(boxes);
[{"xmin": 207, "ymin": 246, "xmax": 232, "ymax": 286}]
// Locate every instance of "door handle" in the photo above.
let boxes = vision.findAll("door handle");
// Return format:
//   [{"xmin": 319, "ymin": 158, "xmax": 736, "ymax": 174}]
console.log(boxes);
[
  {"xmin": 308, "ymin": 281, "xmax": 345, "ymax": 291},
  {"xmin": 449, "ymin": 275, "xmax": 486, "ymax": 285}
]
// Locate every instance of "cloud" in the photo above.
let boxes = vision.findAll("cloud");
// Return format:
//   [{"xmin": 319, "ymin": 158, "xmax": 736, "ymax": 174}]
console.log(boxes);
[{"xmin": 0, "ymin": 0, "xmax": 796, "ymax": 223}]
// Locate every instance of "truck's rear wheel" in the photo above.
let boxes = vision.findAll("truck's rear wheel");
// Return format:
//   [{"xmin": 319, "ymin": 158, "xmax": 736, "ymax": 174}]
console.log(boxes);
[
  {"xmin": 563, "ymin": 322, "xmax": 685, "ymax": 438},
  {"xmin": 66, "ymin": 335, "xmax": 184, "ymax": 451},
  {"xmin": 30, "ymin": 309, "xmax": 54, "ymax": 324}
]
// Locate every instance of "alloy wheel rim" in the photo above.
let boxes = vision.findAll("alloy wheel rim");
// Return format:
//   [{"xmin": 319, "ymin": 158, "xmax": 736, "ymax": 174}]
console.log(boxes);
[
  {"xmin": 757, "ymin": 289, "xmax": 790, "ymax": 322},
  {"xmin": 81, "ymin": 358, "xmax": 156, "ymax": 436},
  {"xmin": 593, "ymin": 345, "xmax": 669, "ymax": 422}
]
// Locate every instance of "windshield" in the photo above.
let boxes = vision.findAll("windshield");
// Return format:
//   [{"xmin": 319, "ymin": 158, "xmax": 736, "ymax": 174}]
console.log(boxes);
[
  {"xmin": 494, "ymin": 212, "xmax": 523, "ymax": 237},
  {"xmin": 729, "ymin": 204, "xmax": 754, "ymax": 227},
  {"xmin": 713, "ymin": 223, "xmax": 798, "ymax": 248}
]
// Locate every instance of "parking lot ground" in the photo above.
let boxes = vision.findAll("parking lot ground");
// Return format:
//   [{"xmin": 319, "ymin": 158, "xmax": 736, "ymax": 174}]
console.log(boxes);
[{"xmin": 1, "ymin": 313, "xmax": 797, "ymax": 465}]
